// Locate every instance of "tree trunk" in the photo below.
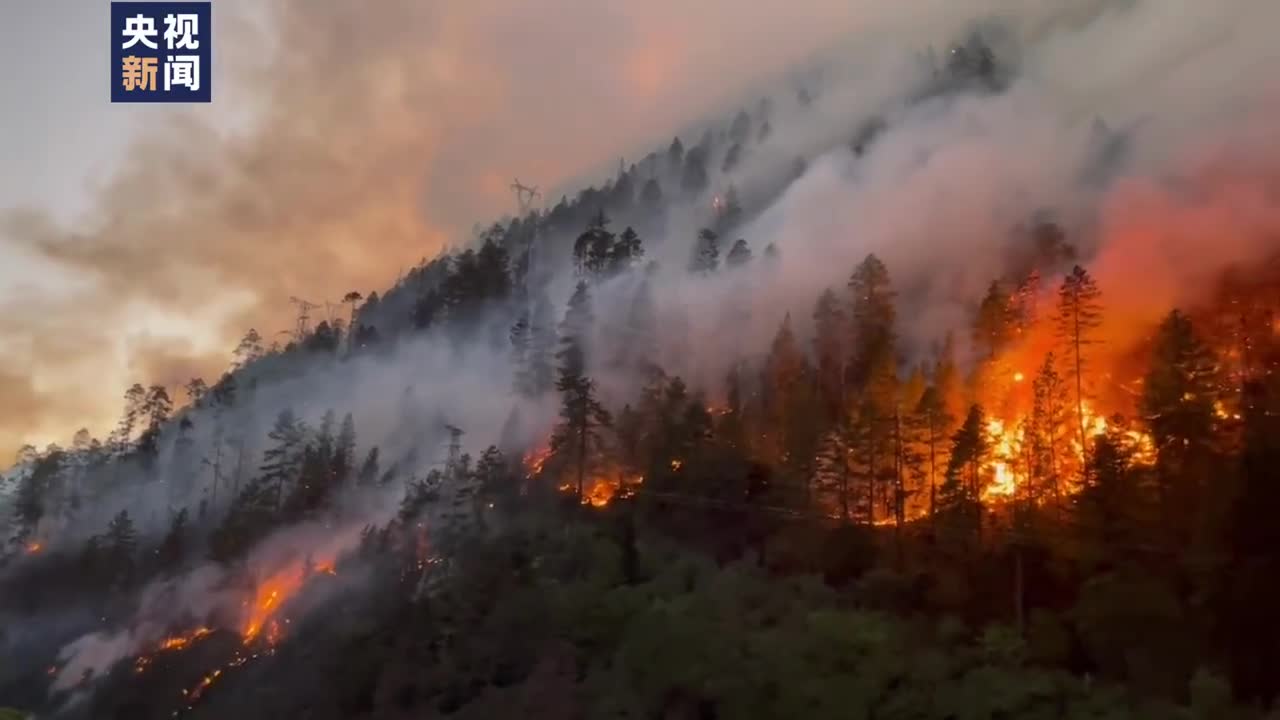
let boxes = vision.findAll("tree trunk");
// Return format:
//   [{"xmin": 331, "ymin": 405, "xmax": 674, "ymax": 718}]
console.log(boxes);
[
  {"xmin": 1073, "ymin": 308, "xmax": 1088, "ymax": 470},
  {"xmin": 577, "ymin": 423, "xmax": 587, "ymax": 501},
  {"xmin": 928, "ymin": 416, "xmax": 937, "ymax": 536},
  {"xmin": 893, "ymin": 409, "xmax": 904, "ymax": 566},
  {"xmin": 1014, "ymin": 546, "xmax": 1025, "ymax": 635}
]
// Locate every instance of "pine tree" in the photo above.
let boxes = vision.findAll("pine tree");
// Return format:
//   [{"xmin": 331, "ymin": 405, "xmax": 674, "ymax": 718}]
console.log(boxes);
[
  {"xmin": 812, "ymin": 288, "xmax": 847, "ymax": 423},
  {"xmin": 233, "ymin": 329, "xmax": 265, "ymax": 369},
  {"xmin": 12, "ymin": 451, "xmax": 62, "ymax": 548},
  {"xmin": 681, "ymin": 145, "xmax": 709, "ymax": 195},
  {"xmin": 551, "ymin": 283, "xmax": 611, "ymax": 500},
  {"xmin": 914, "ymin": 386, "xmax": 952, "ymax": 528},
  {"xmin": 689, "ymin": 228, "xmax": 720, "ymax": 274},
  {"xmin": 667, "ymin": 136, "xmax": 684, "ymax": 173},
  {"xmin": 848, "ymin": 254, "xmax": 897, "ymax": 391},
  {"xmin": 939, "ymin": 405, "xmax": 988, "ymax": 546},
  {"xmin": 184, "ymin": 377, "xmax": 208, "ymax": 406},
  {"xmin": 136, "ymin": 385, "xmax": 173, "ymax": 460},
  {"xmin": 1076, "ymin": 416, "xmax": 1143, "ymax": 560},
  {"xmin": 357, "ymin": 447, "xmax": 381, "ymax": 486},
  {"xmin": 109, "ymin": 383, "xmax": 148, "ymax": 458},
  {"xmin": 848, "ymin": 255, "xmax": 899, "ymax": 522},
  {"xmin": 725, "ymin": 239, "xmax": 752, "ymax": 268},
  {"xmin": 475, "ymin": 235, "xmax": 512, "ymax": 300},
  {"xmin": 814, "ymin": 427, "xmax": 855, "ymax": 522},
  {"xmin": 1030, "ymin": 353, "xmax": 1070, "ymax": 508},
  {"xmin": 974, "ymin": 280, "xmax": 1015, "ymax": 361},
  {"xmin": 105, "ymin": 510, "xmax": 138, "ymax": 586},
  {"xmin": 640, "ymin": 178, "xmax": 663, "ymax": 214},
  {"xmin": 260, "ymin": 409, "xmax": 306, "ymax": 511},
  {"xmin": 609, "ymin": 227, "xmax": 645, "ymax": 273},
  {"xmin": 762, "ymin": 315, "xmax": 820, "ymax": 505},
  {"xmin": 1054, "ymin": 265, "xmax": 1103, "ymax": 467},
  {"xmin": 512, "ymin": 292, "xmax": 557, "ymax": 397},
  {"xmin": 1140, "ymin": 309, "xmax": 1219, "ymax": 543},
  {"xmin": 573, "ymin": 211, "xmax": 616, "ymax": 278}
]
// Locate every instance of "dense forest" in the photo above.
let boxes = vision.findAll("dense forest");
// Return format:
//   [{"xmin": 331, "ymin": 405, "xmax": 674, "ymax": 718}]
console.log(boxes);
[{"xmin": 3, "ymin": 25, "xmax": 1280, "ymax": 720}]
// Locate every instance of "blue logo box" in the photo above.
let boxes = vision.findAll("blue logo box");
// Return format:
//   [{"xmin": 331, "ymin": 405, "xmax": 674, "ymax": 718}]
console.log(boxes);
[{"xmin": 110, "ymin": 2, "xmax": 211, "ymax": 103}]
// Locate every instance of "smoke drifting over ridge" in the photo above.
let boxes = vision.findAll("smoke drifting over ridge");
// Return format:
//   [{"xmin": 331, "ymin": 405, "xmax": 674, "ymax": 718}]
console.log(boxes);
[
  {"xmin": 6, "ymin": 0, "xmax": 1280, "ymax": 708},
  {"xmin": 0, "ymin": 0, "xmax": 863, "ymax": 459},
  {"xmin": 3, "ymin": 0, "xmax": 1279, "ymax": 463}
]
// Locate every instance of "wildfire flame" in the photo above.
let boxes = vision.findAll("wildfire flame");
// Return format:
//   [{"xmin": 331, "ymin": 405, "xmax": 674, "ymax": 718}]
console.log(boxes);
[
  {"xmin": 523, "ymin": 445, "xmax": 552, "ymax": 477},
  {"xmin": 133, "ymin": 627, "xmax": 214, "ymax": 674},
  {"xmin": 242, "ymin": 555, "xmax": 338, "ymax": 645},
  {"xmin": 24, "ymin": 542, "xmax": 42, "ymax": 554}
]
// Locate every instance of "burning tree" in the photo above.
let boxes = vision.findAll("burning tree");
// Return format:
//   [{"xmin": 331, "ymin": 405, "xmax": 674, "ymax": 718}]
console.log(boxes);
[{"xmin": 1054, "ymin": 265, "xmax": 1103, "ymax": 469}]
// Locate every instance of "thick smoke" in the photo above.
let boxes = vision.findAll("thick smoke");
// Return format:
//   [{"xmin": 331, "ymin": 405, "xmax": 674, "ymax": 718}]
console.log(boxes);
[
  {"xmin": 6, "ymin": 0, "xmax": 1280, "ymax": 705},
  {"xmin": 0, "ymin": 0, "xmax": 874, "ymax": 459}
]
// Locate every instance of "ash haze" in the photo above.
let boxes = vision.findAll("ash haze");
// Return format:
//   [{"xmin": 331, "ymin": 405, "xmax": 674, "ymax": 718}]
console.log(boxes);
[
  {"xmin": 0, "ymin": 0, "xmax": 1272, "ymax": 485},
  {"xmin": 6, "ymin": 0, "xmax": 1246, "ymax": 463},
  {"xmin": 4, "ymin": 0, "xmax": 1280, "ymax": 715},
  {"xmin": 0, "ymin": 0, "xmax": 863, "ymax": 461}
]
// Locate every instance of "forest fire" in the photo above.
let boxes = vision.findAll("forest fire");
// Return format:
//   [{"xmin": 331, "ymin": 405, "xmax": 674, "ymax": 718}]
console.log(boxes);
[
  {"xmin": 24, "ymin": 541, "xmax": 42, "ymax": 554},
  {"xmin": 241, "ymin": 556, "xmax": 336, "ymax": 646},
  {"xmin": 523, "ymin": 445, "xmax": 552, "ymax": 478},
  {"xmin": 158, "ymin": 627, "xmax": 213, "ymax": 652},
  {"xmin": 132, "ymin": 627, "xmax": 214, "ymax": 674}
]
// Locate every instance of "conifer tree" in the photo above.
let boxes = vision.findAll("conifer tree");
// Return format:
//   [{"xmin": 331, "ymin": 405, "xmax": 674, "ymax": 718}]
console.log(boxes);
[
  {"xmin": 1140, "ymin": 309, "xmax": 1219, "ymax": 542},
  {"xmin": 667, "ymin": 136, "xmax": 684, "ymax": 173},
  {"xmin": 1076, "ymin": 416, "xmax": 1143, "ymax": 560},
  {"xmin": 689, "ymin": 228, "xmax": 721, "ymax": 274},
  {"xmin": 136, "ymin": 385, "xmax": 173, "ymax": 460},
  {"xmin": 109, "ymin": 384, "xmax": 148, "ymax": 459},
  {"xmin": 233, "ymin": 329, "xmax": 265, "ymax": 369},
  {"xmin": 725, "ymin": 239, "xmax": 752, "ymax": 268},
  {"xmin": 356, "ymin": 447, "xmax": 381, "ymax": 486},
  {"xmin": 973, "ymin": 280, "xmax": 1015, "ymax": 361},
  {"xmin": 1031, "ymin": 353, "xmax": 1070, "ymax": 506},
  {"xmin": 939, "ymin": 405, "xmax": 988, "ymax": 546},
  {"xmin": 812, "ymin": 288, "xmax": 847, "ymax": 423},
  {"xmin": 639, "ymin": 178, "xmax": 664, "ymax": 214},
  {"xmin": 1054, "ymin": 265, "xmax": 1103, "ymax": 467},
  {"xmin": 762, "ymin": 314, "xmax": 820, "ymax": 505},
  {"xmin": 573, "ymin": 211, "xmax": 616, "ymax": 278},
  {"xmin": 913, "ymin": 385, "xmax": 952, "ymax": 528},
  {"xmin": 609, "ymin": 227, "xmax": 645, "ymax": 273},
  {"xmin": 848, "ymin": 255, "xmax": 899, "ymax": 522},
  {"xmin": 551, "ymin": 283, "xmax": 611, "ymax": 500},
  {"xmin": 104, "ymin": 510, "xmax": 138, "ymax": 587},
  {"xmin": 260, "ymin": 409, "xmax": 306, "ymax": 511}
]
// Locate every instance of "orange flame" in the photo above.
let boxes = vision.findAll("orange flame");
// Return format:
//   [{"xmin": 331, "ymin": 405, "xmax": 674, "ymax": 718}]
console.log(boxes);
[
  {"xmin": 523, "ymin": 445, "xmax": 552, "ymax": 477},
  {"xmin": 241, "ymin": 556, "xmax": 336, "ymax": 645}
]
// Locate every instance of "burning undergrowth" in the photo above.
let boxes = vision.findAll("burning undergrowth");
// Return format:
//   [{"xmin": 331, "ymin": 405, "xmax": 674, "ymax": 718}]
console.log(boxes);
[{"xmin": 45, "ymin": 523, "xmax": 366, "ymax": 717}]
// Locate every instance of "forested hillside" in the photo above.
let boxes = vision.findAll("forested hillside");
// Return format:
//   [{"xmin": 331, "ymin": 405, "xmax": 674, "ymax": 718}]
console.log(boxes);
[{"xmin": 3, "ymin": 19, "xmax": 1280, "ymax": 720}]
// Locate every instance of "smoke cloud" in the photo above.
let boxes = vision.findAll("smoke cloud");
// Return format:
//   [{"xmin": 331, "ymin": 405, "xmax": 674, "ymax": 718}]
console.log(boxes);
[
  {"xmin": 6, "ymin": 0, "xmax": 1280, "ymax": 706},
  {"xmin": 0, "ymin": 0, "xmax": 878, "ymax": 459}
]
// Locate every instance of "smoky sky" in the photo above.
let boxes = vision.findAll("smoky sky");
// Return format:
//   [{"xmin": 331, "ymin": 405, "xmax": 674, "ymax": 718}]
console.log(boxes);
[{"xmin": 3, "ymin": 0, "xmax": 1279, "ymax": 462}]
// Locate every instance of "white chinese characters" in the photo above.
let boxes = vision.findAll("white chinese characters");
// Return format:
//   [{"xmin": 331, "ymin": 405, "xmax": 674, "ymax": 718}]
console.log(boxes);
[
  {"xmin": 121, "ymin": 14, "xmax": 158, "ymax": 49},
  {"xmin": 163, "ymin": 13, "xmax": 200, "ymax": 50},
  {"xmin": 165, "ymin": 55, "xmax": 201, "ymax": 92}
]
